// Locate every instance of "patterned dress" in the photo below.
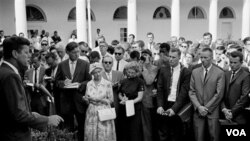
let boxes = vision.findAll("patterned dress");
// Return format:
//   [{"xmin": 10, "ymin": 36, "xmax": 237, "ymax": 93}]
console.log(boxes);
[{"xmin": 84, "ymin": 78, "xmax": 116, "ymax": 141}]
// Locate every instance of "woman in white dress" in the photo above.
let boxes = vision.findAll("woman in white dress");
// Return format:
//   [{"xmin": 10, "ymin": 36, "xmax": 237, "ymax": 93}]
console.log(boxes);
[{"xmin": 83, "ymin": 62, "xmax": 116, "ymax": 141}]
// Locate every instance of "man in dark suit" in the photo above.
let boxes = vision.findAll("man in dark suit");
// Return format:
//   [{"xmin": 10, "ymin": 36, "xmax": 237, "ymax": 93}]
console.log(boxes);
[
  {"xmin": 101, "ymin": 55, "xmax": 124, "ymax": 141},
  {"xmin": 25, "ymin": 52, "xmax": 52, "ymax": 115},
  {"xmin": 55, "ymin": 42, "xmax": 91, "ymax": 141},
  {"xmin": 0, "ymin": 36, "xmax": 63, "ymax": 141},
  {"xmin": 157, "ymin": 48, "xmax": 191, "ymax": 141},
  {"xmin": 189, "ymin": 47, "xmax": 225, "ymax": 141},
  {"xmin": 221, "ymin": 51, "xmax": 250, "ymax": 124}
]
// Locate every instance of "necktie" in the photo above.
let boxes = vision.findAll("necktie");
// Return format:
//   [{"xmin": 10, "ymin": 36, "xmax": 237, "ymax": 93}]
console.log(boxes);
[
  {"xmin": 169, "ymin": 67, "xmax": 174, "ymax": 90},
  {"xmin": 231, "ymin": 71, "xmax": 236, "ymax": 82},
  {"xmin": 70, "ymin": 62, "xmax": 75, "ymax": 79},
  {"xmin": 116, "ymin": 61, "xmax": 120, "ymax": 71},
  {"xmin": 34, "ymin": 68, "xmax": 38, "ymax": 84},
  {"xmin": 204, "ymin": 68, "xmax": 208, "ymax": 82},
  {"xmin": 107, "ymin": 73, "xmax": 111, "ymax": 81}
]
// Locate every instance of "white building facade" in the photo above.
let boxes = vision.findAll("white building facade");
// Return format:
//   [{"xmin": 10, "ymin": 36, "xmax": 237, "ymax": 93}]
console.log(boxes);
[{"xmin": 0, "ymin": 0, "xmax": 250, "ymax": 47}]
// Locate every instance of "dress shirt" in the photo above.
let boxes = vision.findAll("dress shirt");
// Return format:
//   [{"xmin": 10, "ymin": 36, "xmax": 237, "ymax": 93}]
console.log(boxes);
[
  {"xmin": 168, "ymin": 63, "xmax": 181, "ymax": 102},
  {"xmin": 112, "ymin": 59, "xmax": 128, "ymax": 72},
  {"xmin": 69, "ymin": 60, "xmax": 77, "ymax": 78}
]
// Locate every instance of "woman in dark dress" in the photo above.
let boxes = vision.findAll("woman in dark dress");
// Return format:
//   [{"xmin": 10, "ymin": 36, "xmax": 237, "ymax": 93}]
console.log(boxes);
[{"xmin": 118, "ymin": 61, "xmax": 144, "ymax": 141}]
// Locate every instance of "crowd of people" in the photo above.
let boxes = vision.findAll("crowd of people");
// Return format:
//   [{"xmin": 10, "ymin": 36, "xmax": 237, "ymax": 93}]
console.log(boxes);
[{"xmin": 0, "ymin": 28, "xmax": 250, "ymax": 141}]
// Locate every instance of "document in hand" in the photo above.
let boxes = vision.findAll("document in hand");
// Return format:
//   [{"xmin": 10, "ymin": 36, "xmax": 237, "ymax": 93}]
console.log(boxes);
[
  {"xmin": 126, "ymin": 100, "xmax": 135, "ymax": 117},
  {"xmin": 177, "ymin": 103, "xmax": 193, "ymax": 122},
  {"xmin": 64, "ymin": 82, "xmax": 80, "ymax": 89}
]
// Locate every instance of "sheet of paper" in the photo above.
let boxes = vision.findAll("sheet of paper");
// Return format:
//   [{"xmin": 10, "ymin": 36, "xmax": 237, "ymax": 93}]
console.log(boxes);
[
  {"xmin": 26, "ymin": 83, "xmax": 34, "ymax": 87},
  {"xmin": 64, "ymin": 82, "xmax": 79, "ymax": 89},
  {"xmin": 125, "ymin": 100, "xmax": 135, "ymax": 117}
]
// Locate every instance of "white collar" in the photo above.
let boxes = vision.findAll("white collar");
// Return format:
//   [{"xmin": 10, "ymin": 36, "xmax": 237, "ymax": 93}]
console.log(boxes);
[
  {"xmin": 69, "ymin": 59, "xmax": 77, "ymax": 64},
  {"xmin": 202, "ymin": 64, "xmax": 212, "ymax": 72},
  {"xmin": 3, "ymin": 61, "xmax": 19, "ymax": 75}
]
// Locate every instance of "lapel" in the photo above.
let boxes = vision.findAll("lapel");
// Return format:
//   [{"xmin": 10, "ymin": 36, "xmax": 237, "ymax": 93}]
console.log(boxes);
[
  {"xmin": 229, "ymin": 68, "xmax": 242, "ymax": 85},
  {"xmin": 112, "ymin": 70, "xmax": 117, "ymax": 83},
  {"xmin": 65, "ymin": 59, "xmax": 72, "ymax": 79},
  {"xmin": 101, "ymin": 71, "xmax": 108, "ymax": 81},
  {"xmin": 39, "ymin": 67, "xmax": 45, "ymax": 83},
  {"xmin": 203, "ymin": 65, "xmax": 214, "ymax": 85},
  {"xmin": 225, "ymin": 71, "xmax": 231, "ymax": 94},
  {"xmin": 29, "ymin": 69, "xmax": 34, "ymax": 83},
  {"xmin": 72, "ymin": 60, "xmax": 81, "ymax": 81},
  {"xmin": 176, "ymin": 64, "xmax": 184, "ymax": 95},
  {"xmin": 199, "ymin": 67, "xmax": 204, "ymax": 85}
]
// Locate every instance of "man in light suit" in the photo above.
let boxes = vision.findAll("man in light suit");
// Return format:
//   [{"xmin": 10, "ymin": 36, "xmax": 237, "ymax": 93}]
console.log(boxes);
[
  {"xmin": 0, "ymin": 36, "xmax": 63, "ymax": 141},
  {"xmin": 55, "ymin": 42, "xmax": 91, "ymax": 141},
  {"xmin": 221, "ymin": 51, "xmax": 250, "ymax": 124},
  {"xmin": 101, "ymin": 55, "xmax": 124, "ymax": 141},
  {"xmin": 189, "ymin": 47, "xmax": 225, "ymax": 141}
]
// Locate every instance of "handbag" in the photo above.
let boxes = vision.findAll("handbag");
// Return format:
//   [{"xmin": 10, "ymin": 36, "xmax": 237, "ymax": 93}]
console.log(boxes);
[{"xmin": 98, "ymin": 108, "xmax": 116, "ymax": 121}]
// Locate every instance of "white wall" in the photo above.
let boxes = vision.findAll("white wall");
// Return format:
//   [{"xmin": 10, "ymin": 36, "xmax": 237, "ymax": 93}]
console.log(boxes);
[{"xmin": 0, "ymin": 0, "xmax": 247, "ymax": 46}]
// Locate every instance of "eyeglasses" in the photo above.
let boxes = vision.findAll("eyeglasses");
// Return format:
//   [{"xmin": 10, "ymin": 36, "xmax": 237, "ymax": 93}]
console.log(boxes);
[
  {"xmin": 181, "ymin": 45, "xmax": 187, "ymax": 48},
  {"xmin": 41, "ymin": 44, "xmax": 48, "ymax": 46},
  {"xmin": 81, "ymin": 50, "xmax": 88, "ymax": 53},
  {"xmin": 103, "ymin": 61, "xmax": 112, "ymax": 64},
  {"xmin": 114, "ymin": 53, "xmax": 122, "ymax": 56},
  {"xmin": 41, "ymin": 54, "xmax": 47, "ymax": 56}
]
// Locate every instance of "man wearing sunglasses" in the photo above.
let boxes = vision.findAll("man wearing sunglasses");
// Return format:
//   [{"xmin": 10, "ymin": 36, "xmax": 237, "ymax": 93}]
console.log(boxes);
[
  {"xmin": 78, "ymin": 41, "xmax": 90, "ymax": 63},
  {"xmin": 112, "ymin": 45, "xmax": 128, "ymax": 72},
  {"xmin": 101, "ymin": 55, "xmax": 124, "ymax": 140}
]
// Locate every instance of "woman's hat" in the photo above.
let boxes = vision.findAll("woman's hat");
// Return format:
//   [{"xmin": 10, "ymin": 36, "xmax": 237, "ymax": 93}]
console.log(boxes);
[{"xmin": 89, "ymin": 62, "xmax": 103, "ymax": 74}]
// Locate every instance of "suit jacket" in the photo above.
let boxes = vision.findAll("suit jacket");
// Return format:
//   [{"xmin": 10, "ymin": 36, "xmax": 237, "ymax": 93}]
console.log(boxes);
[
  {"xmin": 101, "ymin": 70, "xmax": 124, "ymax": 112},
  {"xmin": 221, "ymin": 68, "xmax": 250, "ymax": 124},
  {"xmin": 55, "ymin": 59, "xmax": 91, "ymax": 114},
  {"xmin": 0, "ymin": 63, "xmax": 48, "ymax": 141},
  {"xmin": 157, "ymin": 64, "xmax": 191, "ymax": 113},
  {"xmin": 25, "ymin": 66, "xmax": 46, "ymax": 84},
  {"xmin": 189, "ymin": 64, "xmax": 225, "ymax": 118}
]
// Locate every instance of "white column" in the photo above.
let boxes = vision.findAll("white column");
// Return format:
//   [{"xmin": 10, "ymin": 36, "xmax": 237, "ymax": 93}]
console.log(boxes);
[
  {"xmin": 76, "ymin": 0, "xmax": 87, "ymax": 42},
  {"xmin": 15, "ymin": 0, "xmax": 27, "ymax": 38},
  {"xmin": 208, "ymin": 0, "xmax": 218, "ymax": 41},
  {"xmin": 242, "ymin": 0, "xmax": 250, "ymax": 39},
  {"xmin": 171, "ymin": 0, "xmax": 180, "ymax": 37},
  {"xmin": 87, "ymin": 0, "xmax": 93, "ymax": 48},
  {"xmin": 127, "ymin": 0, "xmax": 137, "ymax": 40}
]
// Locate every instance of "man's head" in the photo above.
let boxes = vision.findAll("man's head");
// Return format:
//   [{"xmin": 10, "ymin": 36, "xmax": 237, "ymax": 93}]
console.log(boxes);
[
  {"xmin": 41, "ymin": 40, "xmax": 49, "ymax": 50},
  {"xmin": 102, "ymin": 56, "xmax": 113, "ymax": 72},
  {"xmin": 147, "ymin": 32, "xmax": 154, "ymax": 44},
  {"xmin": 45, "ymin": 52, "xmax": 57, "ymax": 67},
  {"xmin": 179, "ymin": 42, "xmax": 188, "ymax": 54},
  {"xmin": 200, "ymin": 47, "xmax": 213, "ymax": 68},
  {"xmin": 132, "ymin": 40, "xmax": 144, "ymax": 52},
  {"xmin": 89, "ymin": 51, "xmax": 100, "ymax": 64},
  {"xmin": 215, "ymin": 46, "xmax": 226, "ymax": 62},
  {"xmin": 130, "ymin": 50, "xmax": 140, "ymax": 62},
  {"xmin": 54, "ymin": 31, "xmax": 58, "ymax": 36},
  {"xmin": 31, "ymin": 53, "xmax": 41, "ymax": 69},
  {"xmin": 171, "ymin": 36, "xmax": 178, "ymax": 47},
  {"xmin": 229, "ymin": 51, "xmax": 243, "ymax": 71},
  {"xmin": 0, "ymin": 30, "xmax": 4, "ymax": 37},
  {"xmin": 66, "ymin": 42, "xmax": 79, "ymax": 61},
  {"xmin": 19, "ymin": 32, "xmax": 25, "ymax": 37},
  {"xmin": 97, "ymin": 28, "xmax": 101, "ymax": 34},
  {"xmin": 78, "ymin": 41, "xmax": 89, "ymax": 56},
  {"xmin": 114, "ymin": 45, "xmax": 125, "ymax": 61},
  {"xmin": 159, "ymin": 43, "xmax": 170, "ymax": 57},
  {"xmin": 243, "ymin": 37, "xmax": 250, "ymax": 52},
  {"xmin": 128, "ymin": 34, "xmax": 135, "ymax": 44},
  {"xmin": 169, "ymin": 48, "xmax": 181, "ymax": 68},
  {"xmin": 3, "ymin": 36, "xmax": 30, "ymax": 68},
  {"xmin": 141, "ymin": 49, "xmax": 152, "ymax": 64},
  {"xmin": 203, "ymin": 32, "xmax": 212, "ymax": 46},
  {"xmin": 99, "ymin": 41, "xmax": 108, "ymax": 56}
]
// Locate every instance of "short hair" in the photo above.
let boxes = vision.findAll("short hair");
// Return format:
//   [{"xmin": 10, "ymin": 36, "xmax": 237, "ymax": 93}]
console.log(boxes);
[
  {"xmin": 130, "ymin": 50, "xmax": 140, "ymax": 60},
  {"xmin": 97, "ymin": 35, "xmax": 105, "ymax": 41},
  {"xmin": 49, "ymin": 46, "xmax": 57, "ymax": 52},
  {"xmin": 3, "ymin": 36, "xmax": 30, "ymax": 60},
  {"xmin": 54, "ymin": 31, "xmax": 58, "ymax": 34},
  {"xmin": 111, "ymin": 40, "xmax": 120, "ymax": 46},
  {"xmin": 78, "ymin": 41, "xmax": 89, "ymax": 48},
  {"xmin": 170, "ymin": 48, "xmax": 181, "ymax": 57},
  {"xmin": 66, "ymin": 42, "xmax": 78, "ymax": 52},
  {"xmin": 102, "ymin": 55, "xmax": 113, "ymax": 63},
  {"xmin": 141, "ymin": 49, "xmax": 152, "ymax": 57},
  {"xmin": 107, "ymin": 45, "xmax": 115, "ymax": 54},
  {"xmin": 159, "ymin": 43, "xmax": 170, "ymax": 52},
  {"xmin": 45, "ymin": 52, "xmax": 57, "ymax": 60},
  {"xmin": 203, "ymin": 32, "xmax": 212, "ymax": 39},
  {"xmin": 216, "ymin": 46, "xmax": 226, "ymax": 54},
  {"xmin": 31, "ymin": 52, "xmax": 41, "ymax": 61},
  {"xmin": 228, "ymin": 44, "xmax": 243, "ymax": 52},
  {"xmin": 179, "ymin": 37, "xmax": 185, "ymax": 41},
  {"xmin": 99, "ymin": 41, "xmax": 108, "ymax": 47},
  {"xmin": 135, "ymin": 40, "xmax": 145, "ymax": 48},
  {"xmin": 243, "ymin": 37, "xmax": 250, "ymax": 45},
  {"xmin": 115, "ymin": 45, "xmax": 125, "ymax": 53},
  {"xmin": 89, "ymin": 51, "xmax": 100, "ymax": 59},
  {"xmin": 201, "ymin": 47, "xmax": 213, "ymax": 56},
  {"xmin": 230, "ymin": 51, "xmax": 243, "ymax": 62},
  {"xmin": 129, "ymin": 34, "xmax": 135, "ymax": 39},
  {"xmin": 147, "ymin": 32, "xmax": 154, "ymax": 37}
]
